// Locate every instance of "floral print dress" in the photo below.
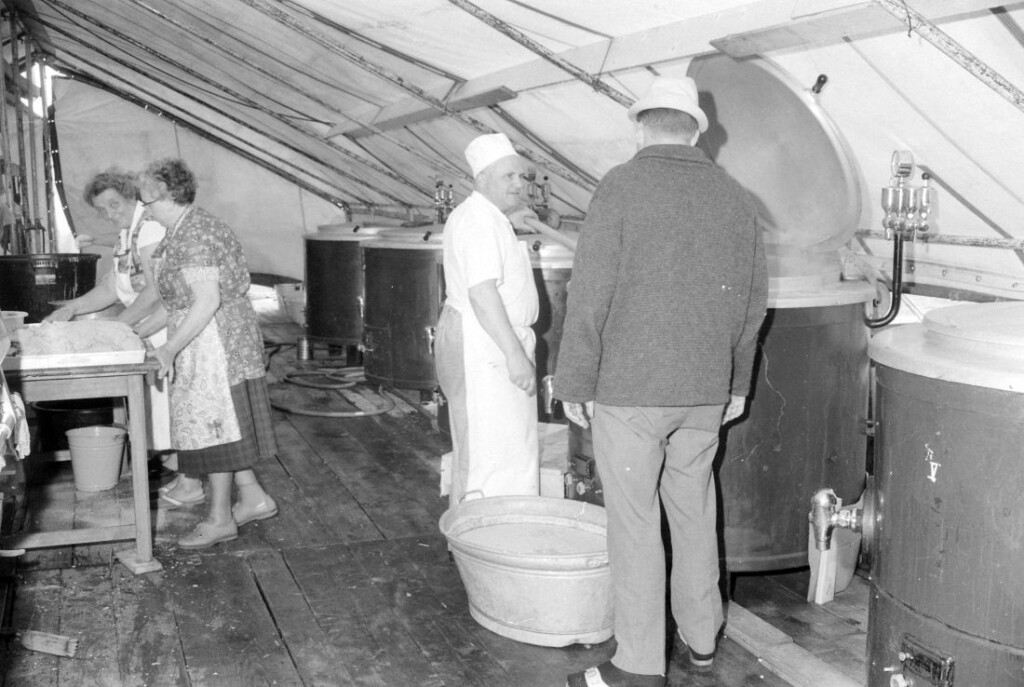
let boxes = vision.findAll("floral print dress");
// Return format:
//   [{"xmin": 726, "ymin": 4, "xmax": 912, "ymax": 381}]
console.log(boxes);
[{"xmin": 151, "ymin": 206, "xmax": 265, "ymax": 452}]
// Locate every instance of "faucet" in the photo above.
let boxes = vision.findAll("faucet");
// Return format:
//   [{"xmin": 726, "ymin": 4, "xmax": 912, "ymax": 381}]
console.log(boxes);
[{"xmin": 809, "ymin": 487, "xmax": 863, "ymax": 551}]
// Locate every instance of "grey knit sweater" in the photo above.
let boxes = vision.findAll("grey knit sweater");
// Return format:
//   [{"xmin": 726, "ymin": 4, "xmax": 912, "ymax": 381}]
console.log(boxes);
[{"xmin": 554, "ymin": 144, "xmax": 768, "ymax": 407}]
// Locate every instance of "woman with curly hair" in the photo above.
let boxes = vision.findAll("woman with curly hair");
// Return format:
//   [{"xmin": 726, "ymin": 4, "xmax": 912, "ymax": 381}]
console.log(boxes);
[{"xmin": 136, "ymin": 157, "xmax": 277, "ymax": 549}]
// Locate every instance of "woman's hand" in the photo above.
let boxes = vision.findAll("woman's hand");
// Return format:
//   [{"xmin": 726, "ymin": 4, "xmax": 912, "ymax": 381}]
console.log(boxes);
[
  {"xmin": 44, "ymin": 303, "xmax": 75, "ymax": 322},
  {"xmin": 152, "ymin": 345, "xmax": 176, "ymax": 383}
]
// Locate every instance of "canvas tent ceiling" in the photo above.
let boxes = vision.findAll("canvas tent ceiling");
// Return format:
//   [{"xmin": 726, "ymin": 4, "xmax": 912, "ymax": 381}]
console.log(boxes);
[{"xmin": 3, "ymin": 0, "xmax": 1024, "ymax": 291}]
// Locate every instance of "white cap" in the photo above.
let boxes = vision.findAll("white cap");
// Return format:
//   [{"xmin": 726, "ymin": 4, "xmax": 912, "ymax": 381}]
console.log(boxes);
[
  {"xmin": 465, "ymin": 133, "xmax": 520, "ymax": 177},
  {"xmin": 627, "ymin": 76, "xmax": 708, "ymax": 133}
]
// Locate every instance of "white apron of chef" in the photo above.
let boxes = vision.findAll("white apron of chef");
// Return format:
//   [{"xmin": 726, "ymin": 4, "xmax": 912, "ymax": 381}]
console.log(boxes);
[{"xmin": 458, "ymin": 240, "xmax": 539, "ymax": 502}]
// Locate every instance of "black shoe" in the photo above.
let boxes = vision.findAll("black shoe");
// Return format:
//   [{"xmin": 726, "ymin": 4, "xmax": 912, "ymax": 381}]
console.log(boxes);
[
  {"xmin": 566, "ymin": 661, "xmax": 666, "ymax": 687},
  {"xmin": 672, "ymin": 632, "xmax": 716, "ymax": 673}
]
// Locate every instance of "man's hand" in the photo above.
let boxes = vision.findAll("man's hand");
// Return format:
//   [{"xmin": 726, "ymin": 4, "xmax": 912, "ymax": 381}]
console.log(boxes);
[
  {"xmin": 506, "ymin": 206, "xmax": 539, "ymax": 232},
  {"xmin": 507, "ymin": 351, "xmax": 537, "ymax": 397},
  {"xmin": 722, "ymin": 395, "xmax": 746, "ymax": 425},
  {"xmin": 564, "ymin": 400, "xmax": 595, "ymax": 429}
]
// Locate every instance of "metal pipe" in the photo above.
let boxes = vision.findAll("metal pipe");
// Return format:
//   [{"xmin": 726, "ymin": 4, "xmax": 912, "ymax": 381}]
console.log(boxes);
[
  {"xmin": 40, "ymin": 56, "xmax": 54, "ymax": 245},
  {"xmin": 0, "ymin": 14, "xmax": 17, "ymax": 254},
  {"xmin": 808, "ymin": 488, "xmax": 862, "ymax": 551},
  {"xmin": 25, "ymin": 38, "xmax": 42, "ymax": 243},
  {"xmin": 447, "ymin": 0, "xmax": 634, "ymax": 108},
  {"xmin": 865, "ymin": 233, "xmax": 904, "ymax": 328},
  {"xmin": 855, "ymin": 229, "xmax": 1024, "ymax": 250},
  {"xmin": 523, "ymin": 215, "xmax": 576, "ymax": 252},
  {"xmin": 11, "ymin": 13, "xmax": 30, "ymax": 234}
]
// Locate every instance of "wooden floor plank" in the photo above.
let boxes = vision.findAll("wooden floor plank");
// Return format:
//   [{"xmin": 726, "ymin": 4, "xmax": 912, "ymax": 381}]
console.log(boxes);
[
  {"xmin": 270, "ymin": 415, "xmax": 383, "ymax": 544},
  {"xmin": 282, "ymin": 543, "xmax": 405, "ymax": 686},
  {"xmin": 110, "ymin": 564, "xmax": 187, "ymax": 686},
  {"xmin": 54, "ymin": 565, "xmax": 121, "ymax": 687},
  {"xmin": 167, "ymin": 552, "xmax": 303, "ymax": 685},
  {"xmin": 2, "ymin": 568, "xmax": 62, "ymax": 686},
  {"xmin": 246, "ymin": 548, "xmax": 357, "ymax": 686}
]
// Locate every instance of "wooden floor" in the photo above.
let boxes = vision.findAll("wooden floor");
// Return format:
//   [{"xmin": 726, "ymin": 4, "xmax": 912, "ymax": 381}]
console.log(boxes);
[{"xmin": 0, "ymin": 322, "xmax": 869, "ymax": 687}]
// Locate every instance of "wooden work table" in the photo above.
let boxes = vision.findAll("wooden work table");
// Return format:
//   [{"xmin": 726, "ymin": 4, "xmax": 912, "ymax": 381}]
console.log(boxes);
[{"xmin": 0, "ymin": 359, "xmax": 163, "ymax": 574}]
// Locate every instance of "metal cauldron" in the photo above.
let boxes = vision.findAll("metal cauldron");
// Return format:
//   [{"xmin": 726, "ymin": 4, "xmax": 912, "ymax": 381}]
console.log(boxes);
[
  {"xmin": 304, "ymin": 223, "xmax": 385, "ymax": 346},
  {"xmin": 866, "ymin": 302, "xmax": 1024, "ymax": 686},
  {"xmin": 362, "ymin": 226, "xmax": 445, "ymax": 390},
  {"xmin": 0, "ymin": 253, "xmax": 100, "ymax": 323},
  {"xmin": 521, "ymin": 233, "xmax": 574, "ymax": 393}
]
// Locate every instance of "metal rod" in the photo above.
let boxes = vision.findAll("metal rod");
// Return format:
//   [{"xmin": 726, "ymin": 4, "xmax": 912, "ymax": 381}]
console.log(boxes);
[
  {"xmin": 36, "ymin": 17, "xmax": 404, "ymax": 208},
  {"xmin": 865, "ymin": 233, "xmax": 904, "ymax": 328},
  {"xmin": 856, "ymin": 229, "xmax": 1024, "ymax": 250},
  {"xmin": 0, "ymin": 13, "xmax": 16, "ymax": 254},
  {"xmin": 61, "ymin": 68, "xmax": 358, "ymax": 215},
  {"xmin": 447, "ymin": 0, "xmax": 633, "ymax": 108},
  {"xmin": 42, "ymin": 0, "xmax": 431, "ymax": 201},
  {"xmin": 872, "ymin": 0, "xmax": 1024, "ymax": 113},
  {"xmin": 25, "ymin": 37, "xmax": 40, "ymax": 230},
  {"xmin": 11, "ymin": 14, "xmax": 30, "ymax": 236},
  {"xmin": 40, "ymin": 55, "xmax": 54, "ymax": 246},
  {"xmin": 123, "ymin": 0, "xmax": 466, "ymax": 181},
  {"xmin": 522, "ymin": 215, "xmax": 576, "ymax": 252},
  {"xmin": 238, "ymin": 0, "xmax": 597, "ymax": 192}
]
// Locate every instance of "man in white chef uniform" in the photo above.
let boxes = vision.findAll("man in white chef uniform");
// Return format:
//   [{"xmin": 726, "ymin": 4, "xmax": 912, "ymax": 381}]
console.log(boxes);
[{"xmin": 435, "ymin": 133, "xmax": 540, "ymax": 506}]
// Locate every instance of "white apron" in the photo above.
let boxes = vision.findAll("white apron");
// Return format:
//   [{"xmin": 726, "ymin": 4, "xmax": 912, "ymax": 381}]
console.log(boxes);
[{"xmin": 451, "ymin": 235, "xmax": 540, "ymax": 502}]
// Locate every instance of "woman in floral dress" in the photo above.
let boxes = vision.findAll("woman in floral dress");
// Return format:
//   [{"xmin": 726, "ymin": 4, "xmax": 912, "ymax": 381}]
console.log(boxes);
[{"xmin": 136, "ymin": 158, "xmax": 277, "ymax": 549}]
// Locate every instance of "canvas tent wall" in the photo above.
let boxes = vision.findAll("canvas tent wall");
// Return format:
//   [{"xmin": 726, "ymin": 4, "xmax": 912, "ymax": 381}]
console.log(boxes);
[{"xmin": 0, "ymin": 0, "xmax": 1021, "ymax": 302}]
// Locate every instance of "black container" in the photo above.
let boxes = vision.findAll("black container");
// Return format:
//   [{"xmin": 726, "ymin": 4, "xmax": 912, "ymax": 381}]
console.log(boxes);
[
  {"xmin": 867, "ymin": 305, "xmax": 1024, "ymax": 686},
  {"xmin": 31, "ymin": 398, "xmax": 115, "ymax": 453},
  {"xmin": 0, "ymin": 253, "xmax": 100, "ymax": 323},
  {"xmin": 524, "ymin": 236, "xmax": 573, "ymax": 401},
  {"xmin": 305, "ymin": 224, "xmax": 384, "ymax": 345},
  {"xmin": 362, "ymin": 227, "xmax": 445, "ymax": 390},
  {"xmin": 718, "ymin": 300, "xmax": 869, "ymax": 572}
]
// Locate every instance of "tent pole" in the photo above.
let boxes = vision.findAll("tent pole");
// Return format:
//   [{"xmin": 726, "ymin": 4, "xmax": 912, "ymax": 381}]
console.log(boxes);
[
  {"xmin": 38, "ymin": 18, "xmax": 411, "ymax": 209},
  {"xmin": 122, "ymin": 0, "xmax": 467, "ymax": 181},
  {"xmin": 25, "ymin": 36, "xmax": 42, "ymax": 247},
  {"xmin": 44, "ymin": 0, "xmax": 433, "ymax": 202},
  {"xmin": 10, "ymin": 13, "xmax": 31, "ymax": 249},
  {"xmin": 238, "ymin": 0, "xmax": 597, "ymax": 192},
  {"xmin": 447, "ymin": 0, "xmax": 634, "ymax": 108},
  {"xmin": 40, "ymin": 57, "xmax": 53, "ymax": 246},
  {"xmin": 872, "ymin": 0, "xmax": 1024, "ymax": 114},
  {"xmin": 0, "ymin": 11, "xmax": 17, "ymax": 254}
]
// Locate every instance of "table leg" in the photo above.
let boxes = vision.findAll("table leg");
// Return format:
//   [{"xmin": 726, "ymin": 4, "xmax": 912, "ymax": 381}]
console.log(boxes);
[{"xmin": 115, "ymin": 374, "xmax": 162, "ymax": 574}]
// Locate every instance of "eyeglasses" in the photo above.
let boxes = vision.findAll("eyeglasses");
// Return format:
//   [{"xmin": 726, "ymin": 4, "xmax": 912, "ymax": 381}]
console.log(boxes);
[{"xmin": 138, "ymin": 196, "xmax": 160, "ymax": 207}]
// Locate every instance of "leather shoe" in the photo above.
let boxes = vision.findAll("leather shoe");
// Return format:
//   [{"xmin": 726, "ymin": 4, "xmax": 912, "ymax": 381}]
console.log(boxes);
[
  {"xmin": 232, "ymin": 497, "xmax": 278, "ymax": 527},
  {"xmin": 178, "ymin": 521, "xmax": 238, "ymax": 549}
]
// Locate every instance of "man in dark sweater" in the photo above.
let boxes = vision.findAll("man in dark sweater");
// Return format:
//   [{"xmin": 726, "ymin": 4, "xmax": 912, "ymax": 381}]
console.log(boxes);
[{"xmin": 557, "ymin": 77, "xmax": 767, "ymax": 687}]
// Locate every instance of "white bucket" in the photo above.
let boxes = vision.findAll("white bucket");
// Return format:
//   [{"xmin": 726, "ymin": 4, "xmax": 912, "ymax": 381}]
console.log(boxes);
[
  {"xmin": 66, "ymin": 425, "xmax": 126, "ymax": 491},
  {"xmin": 439, "ymin": 496, "xmax": 613, "ymax": 647},
  {"xmin": 1, "ymin": 310, "xmax": 27, "ymax": 331}
]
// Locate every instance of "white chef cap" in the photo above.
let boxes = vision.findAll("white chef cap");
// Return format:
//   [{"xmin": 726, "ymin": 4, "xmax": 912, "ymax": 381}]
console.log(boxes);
[{"xmin": 464, "ymin": 133, "xmax": 520, "ymax": 177}]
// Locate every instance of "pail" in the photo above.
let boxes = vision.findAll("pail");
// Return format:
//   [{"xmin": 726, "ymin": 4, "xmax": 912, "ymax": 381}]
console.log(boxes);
[
  {"xmin": 1, "ymin": 311, "xmax": 27, "ymax": 331},
  {"xmin": 66, "ymin": 425, "xmax": 126, "ymax": 491},
  {"xmin": 439, "ymin": 496, "xmax": 613, "ymax": 647},
  {"xmin": 31, "ymin": 399, "xmax": 115, "ymax": 453}
]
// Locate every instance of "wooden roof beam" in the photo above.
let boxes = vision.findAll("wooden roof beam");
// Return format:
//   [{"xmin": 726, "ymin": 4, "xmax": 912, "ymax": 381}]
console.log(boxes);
[
  {"xmin": 347, "ymin": 0, "xmax": 1019, "ymax": 135},
  {"xmin": 336, "ymin": 86, "xmax": 516, "ymax": 139},
  {"xmin": 713, "ymin": 0, "xmax": 1023, "ymax": 57}
]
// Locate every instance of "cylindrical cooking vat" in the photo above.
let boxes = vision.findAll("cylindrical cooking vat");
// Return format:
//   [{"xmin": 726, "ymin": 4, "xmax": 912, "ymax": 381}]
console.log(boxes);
[
  {"xmin": 0, "ymin": 253, "xmax": 100, "ymax": 323},
  {"xmin": 866, "ymin": 302, "xmax": 1024, "ymax": 686},
  {"xmin": 521, "ymin": 234, "xmax": 574, "ymax": 390},
  {"xmin": 362, "ymin": 226, "xmax": 445, "ymax": 390},
  {"xmin": 718, "ymin": 279, "xmax": 873, "ymax": 571},
  {"xmin": 304, "ymin": 223, "xmax": 383, "ymax": 345}
]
